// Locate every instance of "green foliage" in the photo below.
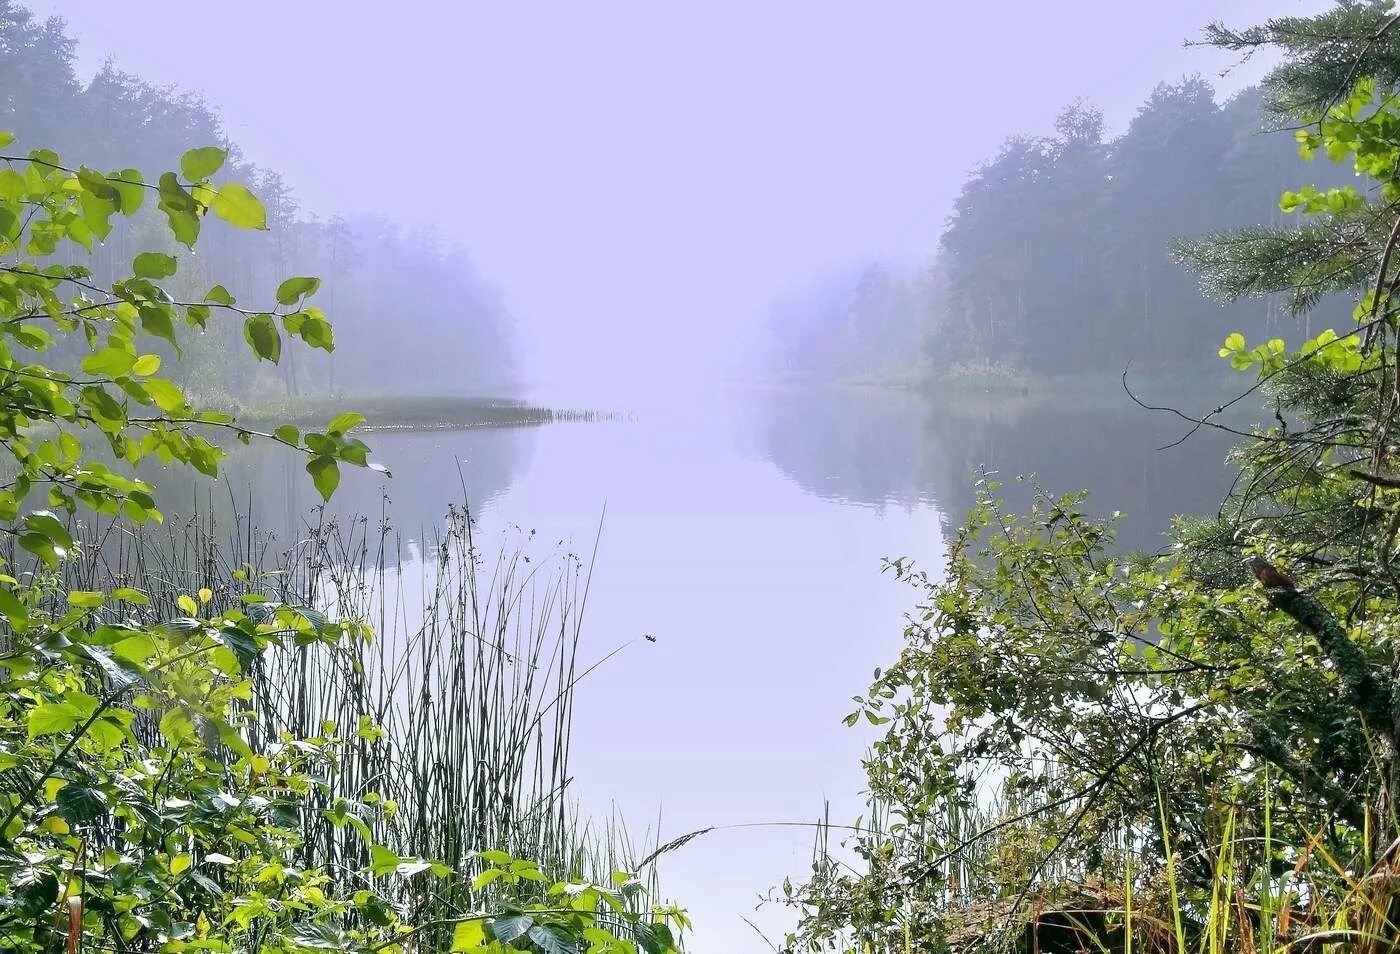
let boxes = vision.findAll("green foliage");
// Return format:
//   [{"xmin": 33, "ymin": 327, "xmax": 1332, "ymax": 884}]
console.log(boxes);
[
  {"xmin": 780, "ymin": 6, "xmax": 1400, "ymax": 952},
  {"xmin": 0, "ymin": 132, "xmax": 676, "ymax": 953},
  {"xmin": 0, "ymin": 135, "xmax": 377, "ymax": 530}
]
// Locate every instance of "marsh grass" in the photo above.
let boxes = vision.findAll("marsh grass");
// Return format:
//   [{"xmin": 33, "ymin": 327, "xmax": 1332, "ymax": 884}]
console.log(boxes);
[
  {"xmin": 791, "ymin": 771, "xmax": 1398, "ymax": 952},
  {"xmin": 22, "ymin": 491, "xmax": 661, "ymax": 943}
]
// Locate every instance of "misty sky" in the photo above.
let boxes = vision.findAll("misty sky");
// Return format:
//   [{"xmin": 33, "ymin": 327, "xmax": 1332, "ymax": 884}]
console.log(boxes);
[{"xmin": 24, "ymin": 0, "xmax": 1327, "ymax": 398}]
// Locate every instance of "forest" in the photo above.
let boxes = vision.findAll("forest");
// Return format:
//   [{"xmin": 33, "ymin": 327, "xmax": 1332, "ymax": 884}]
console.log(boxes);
[
  {"xmin": 766, "ymin": 77, "xmax": 1357, "ymax": 384},
  {"xmin": 0, "ymin": 1, "xmax": 518, "ymax": 403}
]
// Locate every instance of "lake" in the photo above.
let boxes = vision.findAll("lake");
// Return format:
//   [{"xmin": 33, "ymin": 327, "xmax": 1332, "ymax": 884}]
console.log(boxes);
[{"xmin": 165, "ymin": 383, "xmax": 1242, "ymax": 952}]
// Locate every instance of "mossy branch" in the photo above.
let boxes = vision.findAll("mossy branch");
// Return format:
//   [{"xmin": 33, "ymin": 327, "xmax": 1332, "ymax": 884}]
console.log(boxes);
[{"xmin": 1249, "ymin": 557, "xmax": 1396, "ymax": 740}]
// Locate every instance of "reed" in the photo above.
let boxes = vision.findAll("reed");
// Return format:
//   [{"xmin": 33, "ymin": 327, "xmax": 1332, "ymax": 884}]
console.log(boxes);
[{"xmin": 28, "ymin": 490, "xmax": 659, "ymax": 945}]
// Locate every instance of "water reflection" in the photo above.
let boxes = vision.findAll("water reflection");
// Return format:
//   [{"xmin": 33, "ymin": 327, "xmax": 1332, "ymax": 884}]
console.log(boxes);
[
  {"xmin": 140, "ymin": 424, "xmax": 537, "ymax": 537},
  {"xmin": 755, "ymin": 385, "xmax": 1244, "ymax": 553},
  {"xmin": 136, "ymin": 385, "xmax": 1254, "ymax": 952}
]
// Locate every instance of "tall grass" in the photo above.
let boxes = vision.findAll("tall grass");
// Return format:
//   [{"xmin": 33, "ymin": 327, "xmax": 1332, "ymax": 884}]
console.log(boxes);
[
  {"xmin": 790, "ymin": 771, "xmax": 1400, "ymax": 953},
  {"xmin": 28, "ymin": 491, "xmax": 659, "ymax": 944}
]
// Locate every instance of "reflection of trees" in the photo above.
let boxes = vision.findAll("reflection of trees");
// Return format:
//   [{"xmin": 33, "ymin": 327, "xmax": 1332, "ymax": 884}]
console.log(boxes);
[
  {"xmin": 755, "ymin": 386, "xmax": 1244, "ymax": 554},
  {"xmin": 918, "ymin": 392, "xmax": 1242, "ymax": 554},
  {"xmin": 754, "ymin": 388, "xmax": 934, "ymax": 511},
  {"xmin": 140, "ymin": 427, "xmax": 535, "ymax": 541}
]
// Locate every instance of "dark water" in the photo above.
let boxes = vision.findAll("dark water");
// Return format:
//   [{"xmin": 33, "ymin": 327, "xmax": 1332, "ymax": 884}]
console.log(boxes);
[{"xmin": 153, "ymin": 384, "xmax": 1242, "ymax": 952}]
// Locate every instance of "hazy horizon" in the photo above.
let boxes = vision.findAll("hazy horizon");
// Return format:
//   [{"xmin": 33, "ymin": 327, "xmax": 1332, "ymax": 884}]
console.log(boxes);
[{"xmin": 23, "ymin": 0, "xmax": 1324, "ymax": 400}]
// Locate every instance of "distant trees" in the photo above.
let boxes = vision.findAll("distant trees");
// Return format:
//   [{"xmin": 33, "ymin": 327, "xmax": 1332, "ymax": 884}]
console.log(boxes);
[
  {"xmin": 764, "ymin": 261, "xmax": 932, "ymax": 382},
  {"xmin": 766, "ymin": 74, "xmax": 1358, "ymax": 384},
  {"xmin": 933, "ymin": 76, "xmax": 1354, "ymax": 376},
  {"xmin": 0, "ymin": 2, "xmax": 518, "ymax": 400}
]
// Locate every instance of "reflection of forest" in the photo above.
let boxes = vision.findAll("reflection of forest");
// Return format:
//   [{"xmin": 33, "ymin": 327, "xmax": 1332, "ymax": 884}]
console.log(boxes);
[
  {"xmin": 141, "ymin": 427, "xmax": 536, "ymax": 542},
  {"xmin": 754, "ymin": 388, "xmax": 935, "ymax": 511},
  {"xmin": 758, "ymin": 387, "xmax": 1246, "ymax": 554},
  {"xmin": 920, "ymin": 392, "xmax": 1243, "ymax": 554}
]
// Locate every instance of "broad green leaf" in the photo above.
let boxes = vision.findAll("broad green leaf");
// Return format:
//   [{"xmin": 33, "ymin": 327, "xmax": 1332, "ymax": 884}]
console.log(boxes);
[
  {"xmin": 76, "ymin": 166, "xmax": 117, "ymax": 201},
  {"xmin": 528, "ymin": 926, "xmax": 577, "ymax": 954},
  {"xmin": 204, "ymin": 284, "xmax": 236, "ymax": 306},
  {"xmin": 274, "ymin": 425, "xmax": 299, "ymax": 445},
  {"xmin": 67, "ymin": 590, "xmax": 104, "ymax": 609},
  {"xmin": 212, "ymin": 183, "xmax": 267, "ymax": 229},
  {"xmin": 142, "ymin": 378, "xmax": 187, "ymax": 414},
  {"xmin": 133, "ymin": 251, "xmax": 177, "ymax": 279},
  {"xmin": 306, "ymin": 455, "xmax": 340, "ymax": 501},
  {"xmin": 243, "ymin": 314, "xmax": 281, "ymax": 363},
  {"xmin": 55, "ymin": 784, "xmax": 109, "ymax": 823},
  {"xmin": 180, "ymin": 146, "xmax": 227, "ymax": 181},
  {"xmin": 472, "ymin": 867, "xmax": 505, "ymax": 890},
  {"xmin": 158, "ymin": 172, "xmax": 200, "ymax": 247},
  {"xmin": 81, "ymin": 347, "xmax": 137, "ymax": 377},
  {"xmin": 23, "ymin": 511, "xmax": 73, "ymax": 551},
  {"xmin": 326, "ymin": 412, "xmax": 365, "ymax": 436},
  {"xmin": 276, "ymin": 276, "xmax": 321, "ymax": 305},
  {"xmin": 28, "ymin": 702, "xmax": 80, "ymax": 738},
  {"xmin": 131, "ymin": 354, "xmax": 161, "ymax": 376},
  {"xmin": 487, "ymin": 915, "xmax": 534, "ymax": 945},
  {"xmin": 139, "ymin": 304, "xmax": 178, "ymax": 346},
  {"xmin": 112, "ymin": 587, "xmax": 150, "ymax": 605},
  {"xmin": 109, "ymin": 168, "xmax": 144, "ymax": 213},
  {"xmin": 369, "ymin": 844, "xmax": 401, "ymax": 876},
  {"xmin": 450, "ymin": 920, "xmax": 487, "ymax": 951},
  {"xmin": 159, "ymin": 708, "xmax": 196, "ymax": 744}
]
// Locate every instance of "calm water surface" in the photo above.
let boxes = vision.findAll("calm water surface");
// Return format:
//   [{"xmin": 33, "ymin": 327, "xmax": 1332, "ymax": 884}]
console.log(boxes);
[{"xmin": 169, "ymin": 385, "xmax": 1241, "ymax": 952}]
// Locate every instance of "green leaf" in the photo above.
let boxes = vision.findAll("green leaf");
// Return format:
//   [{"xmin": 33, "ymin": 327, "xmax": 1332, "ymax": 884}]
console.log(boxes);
[
  {"xmin": 243, "ymin": 314, "xmax": 281, "ymax": 363},
  {"xmin": 326, "ymin": 412, "xmax": 365, "ymax": 436},
  {"xmin": 274, "ymin": 425, "xmax": 299, "ymax": 446},
  {"xmin": 0, "ymin": 587, "xmax": 30, "ymax": 629},
  {"xmin": 180, "ymin": 146, "xmax": 227, "ymax": 181},
  {"xmin": 81, "ymin": 347, "xmax": 137, "ymax": 377},
  {"xmin": 276, "ymin": 276, "xmax": 321, "ymax": 305},
  {"xmin": 450, "ymin": 920, "xmax": 487, "ymax": 951},
  {"xmin": 131, "ymin": 354, "xmax": 161, "ymax": 376},
  {"xmin": 487, "ymin": 915, "xmax": 534, "ymax": 945},
  {"xmin": 159, "ymin": 708, "xmax": 196, "ymax": 744},
  {"xmin": 109, "ymin": 169, "xmax": 144, "ymax": 213},
  {"xmin": 139, "ymin": 304, "xmax": 177, "ymax": 347},
  {"xmin": 212, "ymin": 183, "xmax": 267, "ymax": 229},
  {"xmin": 142, "ymin": 378, "xmax": 187, "ymax": 414},
  {"xmin": 158, "ymin": 172, "xmax": 200, "ymax": 247},
  {"xmin": 306, "ymin": 455, "xmax": 340, "ymax": 501},
  {"xmin": 369, "ymin": 844, "xmax": 402, "ymax": 876},
  {"xmin": 0, "ymin": 131, "xmax": 13, "ymax": 148},
  {"xmin": 472, "ymin": 867, "xmax": 505, "ymax": 890},
  {"xmin": 24, "ymin": 511, "xmax": 73, "ymax": 552},
  {"xmin": 133, "ymin": 251, "xmax": 178, "ymax": 279},
  {"xmin": 67, "ymin": 590, "xmax": 104, "ymax": 609},
  {"xmin": 204, "ymin": 284, "xmax": 236, "ymax": 306},
  {"xmin": 634, "ymin": 921, "xmax": 675, "ymax": 954},
  {"xmin": 76, "ymin": 166, "xmax": 117, "ymax": 201},
  {"xmin": 79, "ymin": 190, "xmax": 116, "ymax": 239},
  {"xmin": 528, "ymin": 926, "xmax": 576, "ymax": 954},
  {"xmin": 55, "ymin": 785, "xmax": 109, "ymax": 824},
  {"xmin": 28, "ymin": 702, "xmax": 80, "ymax": 738}
]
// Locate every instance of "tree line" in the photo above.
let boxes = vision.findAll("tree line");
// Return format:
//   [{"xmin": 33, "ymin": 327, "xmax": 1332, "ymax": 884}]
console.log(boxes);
[
  {"xmin": 766, "ymin": 75, "xmax": 1360, "ymax": 383},
  {"xmin": 0, "ymin": 1, "xmax": 517, "ymax": 402}
]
